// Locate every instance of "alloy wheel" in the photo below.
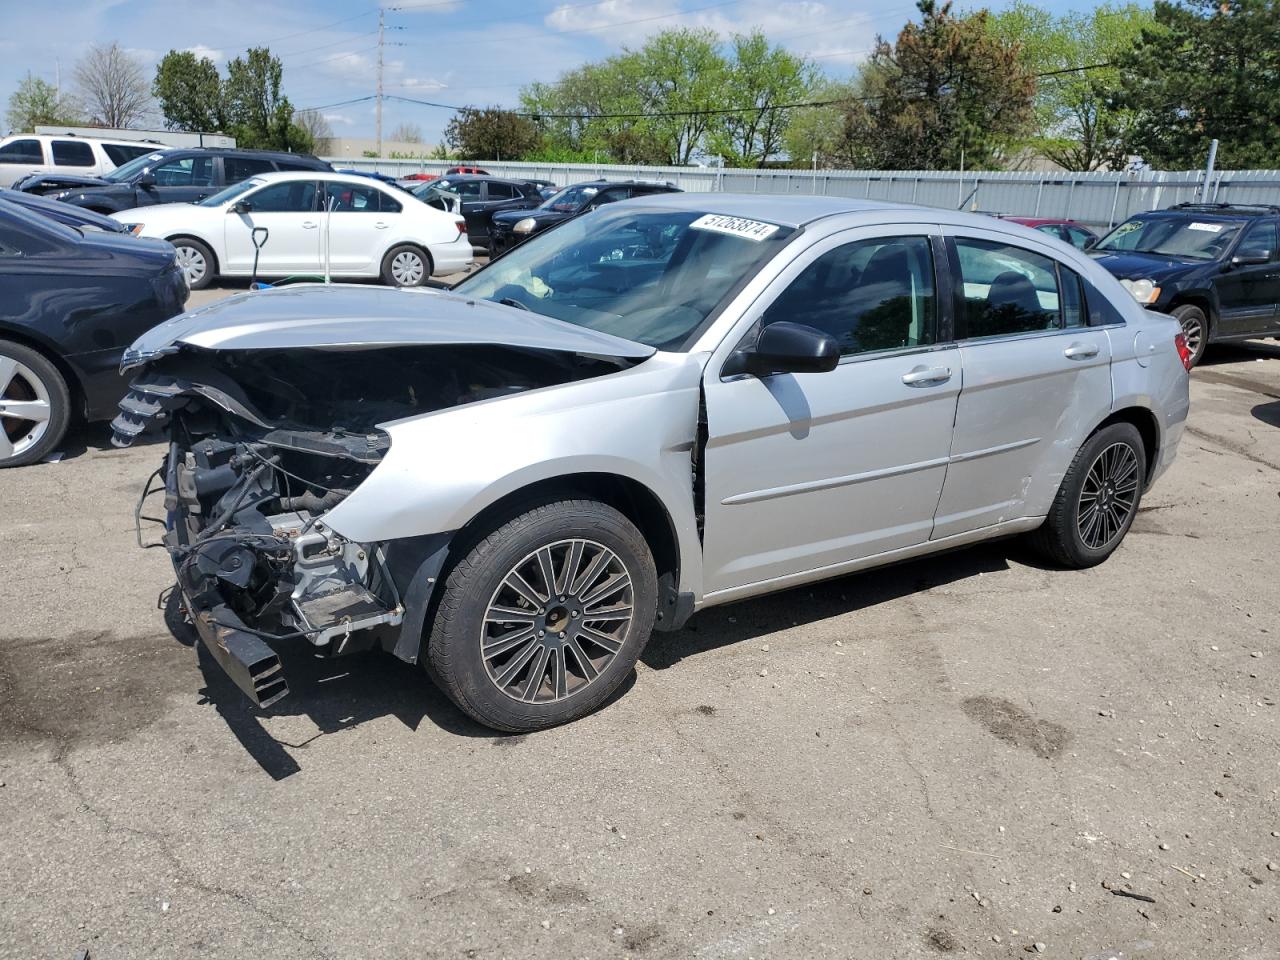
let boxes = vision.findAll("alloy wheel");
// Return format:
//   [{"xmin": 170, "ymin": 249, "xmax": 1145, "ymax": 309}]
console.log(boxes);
[
  {"xmin": 1179, "ymin": 313, "xmax": 1204, "ymax": 361},
  {"xmin": 0, "ymin": 355, "xmax": 53, "ymax": 463},
  {"xmin": 480, "ymin": 538, "xmax": 634, "ymax": 704},
  {"xmin": 391, "ymin": 250, "xmax": 424, "ymax": 285},
  {"xmin": 174, "ymin": 245, "xmax": 207, "ymax": 286},
  {"xmin": 1077, "ymin": 441, "xmax": 1140, "ymax": 549}
]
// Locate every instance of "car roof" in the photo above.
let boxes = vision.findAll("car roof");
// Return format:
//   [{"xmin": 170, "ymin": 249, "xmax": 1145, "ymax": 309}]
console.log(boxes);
[{"xmin": 243, "ymin": 170, "xmax": 400, "ymax": 187}]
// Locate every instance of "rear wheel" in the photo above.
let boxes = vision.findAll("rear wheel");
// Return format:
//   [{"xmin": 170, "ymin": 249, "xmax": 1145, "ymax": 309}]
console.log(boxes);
[
  {"xmin": 381, "ymin": 244, "xmax": 431, "ymax": 287},
  {"xmin": 1171, "ymin": 303, "xmax": 1209, "ymax": 367},
  {"xmin": 426, "ymin": 499, "xmax": 658, "ymax": 732},
  {"xmin": 170, "ymin": 237, "xmax": 216, "ymax": 290},
  {"xmin": 1027, "ymin": 422, "xmax": 1146, "ymax": 568},
  {"xmin": 0, "ymin": 341, "xmax": 71, "ymax": 468}
]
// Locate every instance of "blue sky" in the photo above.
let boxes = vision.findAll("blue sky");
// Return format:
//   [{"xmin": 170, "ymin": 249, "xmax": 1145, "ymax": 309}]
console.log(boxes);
[{"xmin": 1, "ymin": 0, "xmax": 1103, "ymax": 145}]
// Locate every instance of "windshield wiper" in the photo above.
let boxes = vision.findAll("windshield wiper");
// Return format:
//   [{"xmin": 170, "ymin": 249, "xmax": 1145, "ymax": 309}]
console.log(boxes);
[{"xmin": 498, "ymin": 297, "xmax": 531, "ymax": 311}]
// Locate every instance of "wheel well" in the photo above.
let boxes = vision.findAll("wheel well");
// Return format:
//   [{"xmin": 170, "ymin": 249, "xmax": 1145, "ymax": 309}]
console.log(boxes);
[
  {"xmin": 453, "ymin": 474, "xmax": 681, "ymax": 593},
  {"xmin": 384, "ymin": 242, "xmax": 433, "ymax": 275},
  {"xmin": 1095, "ymin": 407, "xmax": 1160, "ymax": 484},
  {"xmin": 1166, "ymin": 292, "xmax": 1214, "ymax": 329},
  {"xmin": 0, "ymin": 330, "xmax": 85, "ymax": 419},
  {"xmin": 165, "ymin": 234, "xmax": 219, "ymax": 272}
]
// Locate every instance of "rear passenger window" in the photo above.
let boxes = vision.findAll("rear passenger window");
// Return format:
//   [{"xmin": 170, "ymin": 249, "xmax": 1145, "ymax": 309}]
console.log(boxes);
[
  {"xmin": 487, "ymin": 182, "xmax": 516, "ymax": 199},
  {"xmin": 379, "ymin": 191, "xmax": 402, "ymax": 213},
  {"xmin": 225, "ymin": 156, "xmax": 276, "ymax": 182},
  {"xmin": 52, "ymin": 140, "xmax": 94, "ymax": 167},
  {"xmin": 954, "ymin": 238, "xmax": 1062, "ymax": 338},
  {"xmin": 761, "ymin": 235, "xmax": 937, "ymax": 356}
]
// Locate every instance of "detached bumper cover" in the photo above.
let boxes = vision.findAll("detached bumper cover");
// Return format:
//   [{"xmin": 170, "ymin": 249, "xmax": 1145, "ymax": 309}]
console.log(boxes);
[{"xmin": 185, "ymin": 595, "xmax": 289, "ymax": 708}]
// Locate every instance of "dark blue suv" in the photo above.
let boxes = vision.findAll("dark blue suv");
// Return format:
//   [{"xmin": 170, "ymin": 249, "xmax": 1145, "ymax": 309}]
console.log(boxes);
[{"xmin": 1091, "ymin": 202, "xmax": 1280, "ymax": 366}]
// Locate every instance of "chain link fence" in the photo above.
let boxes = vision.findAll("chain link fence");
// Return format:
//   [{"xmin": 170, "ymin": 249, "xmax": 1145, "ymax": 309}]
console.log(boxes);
[{"xmin": 328, "ymin": 157, "xmax": 1280, "ymax": 230}]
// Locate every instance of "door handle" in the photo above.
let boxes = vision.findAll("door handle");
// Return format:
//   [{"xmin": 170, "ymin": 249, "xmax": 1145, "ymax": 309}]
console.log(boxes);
[
  {"xmin": 374, "ymin": 221, "xmax": 389, "ymax": 229},
  {"xmin": 901, "ymin": 365, "xmax": 952, "ymax": 386},
  {"xmin": 1064, "ymin": 343, "xmax": 1100, "ymax": 360},
  {"xmin": 302, "ymin": 221, "xmax": 317, "ymax": 229}
]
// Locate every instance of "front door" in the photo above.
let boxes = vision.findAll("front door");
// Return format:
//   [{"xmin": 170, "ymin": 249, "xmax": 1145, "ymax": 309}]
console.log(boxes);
[
  {"xmin": 1216, "ymin": 219, "xmax": 1280, "ymax": 336},
  {"xmin": 701, "ymin": 229, "xmax": 960, "ymax": 597},
  {"xmin": 931, "ymin": 229, "xmax": 1115, "ymax": 538},
  {"xmin": 141, "ymin": 154, "xmax": 218, "ymax": 206},
  {"xmin": 224, "ymin": 179, "xmax": 321, "ymax": 276}
]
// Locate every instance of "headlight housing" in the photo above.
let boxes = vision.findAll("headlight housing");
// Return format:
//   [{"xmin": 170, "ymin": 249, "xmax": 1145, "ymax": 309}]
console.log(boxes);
[
  {"xmin": 1120, "ymin": 278, "xmax": 1161, "ymax": 304},
  {"xmin": 512, "ymin": 218, "xmax": 537, "ymax": 235},
  {"xmin": 122, "ymin": 223, "xmax": 144, "ymax": 236}
]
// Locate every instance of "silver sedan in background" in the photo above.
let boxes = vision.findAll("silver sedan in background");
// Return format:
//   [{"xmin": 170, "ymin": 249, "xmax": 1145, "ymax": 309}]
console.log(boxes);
[{"xmin": 114, "ymin": 195, "xmax": 1191, "ymax": 732}]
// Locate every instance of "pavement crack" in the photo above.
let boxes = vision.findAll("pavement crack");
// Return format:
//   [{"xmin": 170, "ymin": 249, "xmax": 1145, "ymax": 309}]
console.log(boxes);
[{"xmin": 1184, "ymin": 425, "xmax": 1280, "ymax": 471}]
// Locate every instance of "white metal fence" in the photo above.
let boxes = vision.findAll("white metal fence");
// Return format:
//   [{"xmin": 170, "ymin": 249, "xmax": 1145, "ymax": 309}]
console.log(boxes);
[{"xmin": 327, "ymin": 157, "xmax": 1280, "ymax": 230}]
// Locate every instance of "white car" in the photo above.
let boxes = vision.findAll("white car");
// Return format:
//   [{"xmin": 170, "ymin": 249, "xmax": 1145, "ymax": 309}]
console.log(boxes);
[
  {"xmin": 112, "ymin": 171, "xmax": 473, "ymax": 289},
  {"xmin": 0, "ymin": 134, "xmax": 157, "ymax": 186}
]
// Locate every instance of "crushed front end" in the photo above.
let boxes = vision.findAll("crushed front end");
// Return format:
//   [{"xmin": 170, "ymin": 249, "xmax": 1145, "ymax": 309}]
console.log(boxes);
[{"xmin": 117, "ymin": 368, "xmax": 404, "ymax": 708}]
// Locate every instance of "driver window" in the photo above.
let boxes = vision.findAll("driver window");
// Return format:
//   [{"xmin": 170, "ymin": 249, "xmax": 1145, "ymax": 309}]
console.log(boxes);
[
  {"xmin": 759, "ymin": 236, "xmax": 937, "ymax": 356},
  {"xmin": 1236, "ymin": 221, "xmax": 1278, "ymax": 261},
  {"xmin": 152, "ymin": 156, "xmax": 215, "ymax": 186}
]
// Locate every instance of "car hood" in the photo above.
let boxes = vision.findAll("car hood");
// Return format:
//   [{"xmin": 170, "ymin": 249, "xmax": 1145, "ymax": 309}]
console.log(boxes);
[
  {"xmin": 1088, "ymin": 250, "xmax": 1211, "ymax": 281},
  {"xmin": 16, "ymin": 173, "xmax": 115, "ymax": 192},
  {"xmin": 121, "ymin": 283, "xmax": 656, "ymax": 369},
  {"xmin": 492, "ymin": 208, "xmax": 572, "ymax": 227},
  {"xmin": 111, "ymin": 201, "xmax": 207, "ymax": 221}
]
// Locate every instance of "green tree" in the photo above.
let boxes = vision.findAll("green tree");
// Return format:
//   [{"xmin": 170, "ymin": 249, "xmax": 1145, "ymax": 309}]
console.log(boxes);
[
  {"xmin": 153, "ymin": 50, "xmax": 225, "ymax": 131},
  {"xmin": 6, "ymin": 73, "xmax": 81, "ymax": 132},
  {"xmin": 782, "ymin": 80, "xmax": 876, "ymax": 168},
  {"xmin": 443, "ymin": 107, "xmax": 542, "ymax": 160},
  {"xmin": 1115, "ymin": 0, "xmax": 1280, "ymax": 169},
  {"xmin": 707, "ymin": 31, "xmax": 816, "ymax": 167},
  {"xmin": 224, "ymin": 47, "xmax": 310, "ymax": 152},
  {"xmin": 853, "ymin": 0, "xmax": 1036, "ymax": 169},
  {"xmin": 990, "ymin": 3, "xmax": 1154, "ymax": 170}
]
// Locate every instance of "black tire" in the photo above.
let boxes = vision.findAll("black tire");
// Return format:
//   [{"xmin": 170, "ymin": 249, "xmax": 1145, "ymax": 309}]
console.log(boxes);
[
  {"xmin": 426, "ymin": 498, "xmax": 658, "ymax": 732},
  {"xmin": 1027, "ymin": 422, "xmax": 1147, "ymax": 569},
  {"xmin": 0, "ymin": 340, "xmax": 71, "ymax": 468},
  {"xmin": 169, "ymin": 236, "xmax": 216, "ymax": 290},
  {"xmin": 380, "ymin": 244, "xmax": 432, "ymax": 287},
  {"xmin": 1171, "ymin": 303, "xmax": 1209, "ymax": 367}
]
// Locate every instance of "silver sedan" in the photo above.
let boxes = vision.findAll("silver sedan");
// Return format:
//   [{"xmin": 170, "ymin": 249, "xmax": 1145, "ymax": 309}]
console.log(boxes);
[{"xmin": 116, "ymin": 194, "xmax": 1191, "ymax": 731}]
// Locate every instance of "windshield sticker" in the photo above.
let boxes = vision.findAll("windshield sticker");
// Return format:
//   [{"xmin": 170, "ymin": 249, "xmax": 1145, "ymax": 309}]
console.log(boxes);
[
  {"xmin": 690, "ymin": 213, "xmax": 780, "ymax": 241},
  {"xmin": 1188, "ymin": 222, "xmax": 1224, "ymax": 233}
]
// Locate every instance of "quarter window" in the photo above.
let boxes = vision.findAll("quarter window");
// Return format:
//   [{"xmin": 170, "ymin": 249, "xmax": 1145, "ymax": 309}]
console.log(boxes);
[
  {"xmin": 486, "ymin": 181, "xmax": 516, "ymax": 200},
  {"xmin": 102, "ymin": 143, "xmax": 153, "ymax": 166},
  {"xmin": 52, "ymin": 140, "xmax": 94, "ymax": 167},
  {"xmin": 248, "ymin": 180, "xmax": 318, "ymax": 212},
  {"xmin": 954, "ymin": 238, "xmax": 1062, "ymax": 338},
  {"xmin": 225, "ymin": 156, "xmax": 276, "ymax": 182},
  {"xmin": 761, "ymin": 235, "xmax": 937, "ymax": 356},
  {"xmin": 0, "ymin": 139, "xmax": 42, "ymax": 164}
]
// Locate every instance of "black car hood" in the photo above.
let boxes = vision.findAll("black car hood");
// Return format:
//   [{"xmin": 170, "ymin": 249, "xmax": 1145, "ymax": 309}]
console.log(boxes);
[
  {"xmin": 1089, "ymin": 250, "xmax": 1212, "ymax": 281},
  {"xmin": 16, "ymin": 172, "xmax": 115, "ymax": 193},
  {"xmin": 491, "ymin": 208, "xmax": 573, "ymax": 228}
]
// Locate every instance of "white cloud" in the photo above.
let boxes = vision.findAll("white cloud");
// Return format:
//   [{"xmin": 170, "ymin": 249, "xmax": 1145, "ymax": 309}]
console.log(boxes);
[
  {"xmin": 322, "ymin": 113, "xmax": 355, "ymax": 126},
  {"xmin": 183, "ymin": 44, "xmax": 224, "ymax": 63}
]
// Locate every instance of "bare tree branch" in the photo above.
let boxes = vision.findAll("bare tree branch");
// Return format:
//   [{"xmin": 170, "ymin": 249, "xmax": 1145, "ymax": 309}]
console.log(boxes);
[{"xmin": 74, "ymin": 42, "xmax": 151, "ymax": 128}]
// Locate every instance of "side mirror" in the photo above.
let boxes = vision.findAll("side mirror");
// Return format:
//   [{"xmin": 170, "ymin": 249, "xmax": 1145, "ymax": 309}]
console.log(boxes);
[
  {"xmin": 137, "ymin": 170, "xmax": 155, "ymax": 187},
  {"xmin": 230, "ymin": 200, "xmax": 252, "ymax": 215},
  {"xmin": 1231, "ymin": 251, "xmax": 1271, "ymax": 267},
  {"xmin": 722, "ymin": 321, "xmax": 841, "ymax": 378}
]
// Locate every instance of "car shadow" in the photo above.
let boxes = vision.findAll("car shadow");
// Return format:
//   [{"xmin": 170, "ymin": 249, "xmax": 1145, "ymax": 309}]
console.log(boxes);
[
  {"xmin": 1199, "ymin": 339, "xmax": 1280, "ymax": 366},
  {"xmin": 643, "ymin": 538, "xmax": 1025, "ymax": 671},
  {"xmin": 1252, "ymin": 400, "xmax": 1280, "ymax": 428},
  {"xmin": 162, "ymin": 591, "xmax": 494, "ymax": 781}
]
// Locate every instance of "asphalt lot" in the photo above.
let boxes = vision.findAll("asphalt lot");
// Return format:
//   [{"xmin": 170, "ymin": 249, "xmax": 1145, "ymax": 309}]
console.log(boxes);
[{"xmin": 2, "ymin": 289, "xmax": 1278, "ymax": 958}]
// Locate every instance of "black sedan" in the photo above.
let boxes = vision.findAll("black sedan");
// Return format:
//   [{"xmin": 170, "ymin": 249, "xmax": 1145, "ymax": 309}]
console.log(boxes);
[
  {"xmin": 411, "ymin": 175, "xmax": 544, "ymax": 245},
  {"xmin": 488, "ymin": 179, "xmax": 682, "ymax": 256},
  {"xmin": 0, "ymin": 199, "xmax": 188, "ymax": 466},
  {"xmin": 0, "ymin": 187, "xmax": 128, "ymax": 233}
]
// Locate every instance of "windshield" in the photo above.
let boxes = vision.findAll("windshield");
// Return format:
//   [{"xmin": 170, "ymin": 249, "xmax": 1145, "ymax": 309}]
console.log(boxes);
[
  {"xmin": 104, "ymin": 152, "xmax": 167, "ymax": 183},
  {"xmin": 1095, "ymin": 215, "xmax": 1243, "ymax": 261},
  {"xmin": 452, "ymin": 207, "xmax": 795, "ymax": 350},
  {"xmin": 539, "ymin": 184, "xmax": 599, "ymax": 212},
  {"xmin": 198, "ymin": 178, "xmax": 264, "ymax": 207}
]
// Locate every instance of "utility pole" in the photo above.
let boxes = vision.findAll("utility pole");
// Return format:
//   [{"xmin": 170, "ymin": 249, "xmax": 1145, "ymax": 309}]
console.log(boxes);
[{"xmin": 376, "ymin": 7, "xmax": 385, "ymax": 159}]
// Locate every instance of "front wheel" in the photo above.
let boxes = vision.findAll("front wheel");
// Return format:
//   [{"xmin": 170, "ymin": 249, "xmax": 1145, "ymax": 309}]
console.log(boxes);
[
  {"xmin": 381, "ymin": 244, "xmax": 431, "ymax": 287},
  {"xmin": 1171, "ymin": 303, "xmax": 1209, "ymax": 367},
  {"xmin": 170, "ymin": 237, "xmax": 216, "ymax": 290},
  {"xmin": 0, "ymin": 340, "xmax": 71, "ymax": 468},
  {"xmin": 426, "ymin": 499, "xmax": 658, "ymax": 732},
  {"xmin": 1027, "ymin": 422, "xmax": 1147, "ymax": 569}
]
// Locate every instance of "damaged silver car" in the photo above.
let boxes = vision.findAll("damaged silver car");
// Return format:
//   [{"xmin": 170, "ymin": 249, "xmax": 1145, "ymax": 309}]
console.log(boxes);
[{"xmin": 116, "ymin": 195, "xmax": 1191, "ymax": 731}]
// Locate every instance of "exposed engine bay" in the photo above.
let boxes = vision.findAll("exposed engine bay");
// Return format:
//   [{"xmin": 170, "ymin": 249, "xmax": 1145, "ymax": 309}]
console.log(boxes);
[{"xmin": 116, "ymin": 341, "xmax": 640, "ymax": 707}]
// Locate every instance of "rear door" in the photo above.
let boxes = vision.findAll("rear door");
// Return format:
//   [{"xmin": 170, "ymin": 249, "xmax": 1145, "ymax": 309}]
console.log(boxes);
[
  {"xmin": 224, "ymin": 179, "xmax": 321, "ymax": 276},
  {"xmin": 1215, "ymin": 219, "xmax": 1280, "ymax": 335},
  {"xmin": 701, "ymin": 227, "xmax": 961, "ymax": 596},
  {"xmin": 321, "ymin": 180, "xmax": 397, "ymax": 275},
  {"xmin": 932, "ymin": 228, "xmax": 1114, "ymax": 538}
]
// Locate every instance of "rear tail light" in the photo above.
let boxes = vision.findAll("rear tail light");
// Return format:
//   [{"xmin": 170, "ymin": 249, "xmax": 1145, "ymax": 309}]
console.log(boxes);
[
  {"xmin": 456, "ymin": 219, "xmax": 467, "ymax": 235},
  {"xmin": 1174, "ymin": 332, "xmax": 1192, "ymax": 371}
]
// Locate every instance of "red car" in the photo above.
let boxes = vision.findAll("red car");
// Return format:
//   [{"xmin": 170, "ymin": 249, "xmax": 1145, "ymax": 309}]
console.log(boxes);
[
  {"xmin": 446, "ymin": 165, "xmax": 489, "ymax": 175},
  {"xmin": 1000, "ymin": 216, "xmax": 1099, "ymax": 250}
]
